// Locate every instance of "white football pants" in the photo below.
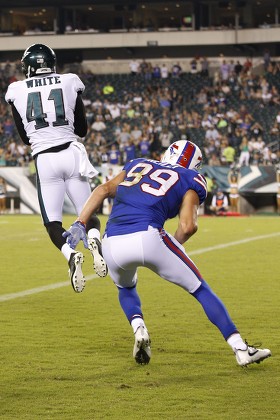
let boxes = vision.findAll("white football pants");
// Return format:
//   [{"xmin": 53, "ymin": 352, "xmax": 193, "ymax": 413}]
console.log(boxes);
[
  {"xmin": 102, "ymin": 226, "xmax": 202, "ymax": 293},
  {"xmin": 35, "ymin": 144, "xmax": 91, "ymax": 224}
]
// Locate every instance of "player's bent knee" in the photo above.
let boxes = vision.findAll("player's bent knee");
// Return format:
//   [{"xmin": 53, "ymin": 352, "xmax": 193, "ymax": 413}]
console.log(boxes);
[{"xmin": 45, "ymin": 221, "xmax": 65, "ymax": 250}]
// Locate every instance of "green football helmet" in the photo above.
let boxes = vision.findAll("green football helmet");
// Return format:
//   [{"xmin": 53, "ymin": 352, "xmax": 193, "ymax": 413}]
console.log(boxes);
[{"xmin": 21, "ymin": 43, "xmax": 56, "ymax": 78}]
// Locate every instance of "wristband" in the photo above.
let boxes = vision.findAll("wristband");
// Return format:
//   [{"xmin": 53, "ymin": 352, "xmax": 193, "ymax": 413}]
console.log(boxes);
[{"xmin": 76, "ymin": 219, "xmax": 86, "ymax": 227}]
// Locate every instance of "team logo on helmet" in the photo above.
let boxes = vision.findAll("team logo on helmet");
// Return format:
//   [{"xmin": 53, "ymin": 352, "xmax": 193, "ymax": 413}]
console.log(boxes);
[{"xmin": 161, "ymin": 140, "xmax": 203, "ymax": 170}]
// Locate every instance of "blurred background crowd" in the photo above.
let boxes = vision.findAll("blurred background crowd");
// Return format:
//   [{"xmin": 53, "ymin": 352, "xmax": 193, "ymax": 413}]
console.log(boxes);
[{"xmin": 0, "ymin": 54, "xmax": 280, "ymax": 171}]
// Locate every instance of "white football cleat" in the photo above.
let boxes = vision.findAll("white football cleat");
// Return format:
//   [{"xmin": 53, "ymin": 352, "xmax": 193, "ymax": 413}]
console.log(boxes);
[
  {"xmin": 87, "ymin": 238, "xmax": 108, "ymax": 278},
  {"xmin": 133, "ymin": 325, "xmax": 151, "ymax": 365},
  {"xmin": 235, "ymin": 343, "xmax": 271, "ymax": 367},
  {"xmin": 68, "ymin": 252, "xmax": 85, "ymax": 293}
]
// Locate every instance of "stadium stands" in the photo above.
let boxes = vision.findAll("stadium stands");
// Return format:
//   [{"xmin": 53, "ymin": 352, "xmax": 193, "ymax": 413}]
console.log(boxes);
[{"xmin": 0, "ymin": 57, "xmax": 280, "ymax": 169}]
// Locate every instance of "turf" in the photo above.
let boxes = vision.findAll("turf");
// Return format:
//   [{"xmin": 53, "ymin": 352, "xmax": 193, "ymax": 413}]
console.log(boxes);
[{"xmin": 0, "ymin": 214, "xmax": 279, "ymax": 419}]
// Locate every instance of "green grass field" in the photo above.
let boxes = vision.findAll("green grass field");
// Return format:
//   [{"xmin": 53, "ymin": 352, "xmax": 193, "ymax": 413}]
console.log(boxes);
[{"xmin": 0, "ymin": 214, "xmax": 279, "ymax": 420}]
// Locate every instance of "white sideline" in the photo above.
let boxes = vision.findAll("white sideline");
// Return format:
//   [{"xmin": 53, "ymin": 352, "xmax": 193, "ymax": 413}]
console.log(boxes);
[{"xmin": 1, "ymin": 232, "xmax": 279, "ymax": 303}]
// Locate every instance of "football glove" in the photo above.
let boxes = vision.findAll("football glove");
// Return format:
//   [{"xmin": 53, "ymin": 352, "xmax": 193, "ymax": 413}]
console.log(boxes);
[{"xmin": 63, "ymin": 221, "xmax": 88, "ymax": 250}]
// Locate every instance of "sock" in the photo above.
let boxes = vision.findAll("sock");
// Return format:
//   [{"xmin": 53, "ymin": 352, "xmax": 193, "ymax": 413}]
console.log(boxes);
[
  {"xmin": 131, "ymin": 317, "xmax": 146, "ymax": 334},
  {"xmin": 227, "ymin": 333, "xmax": 247, "ymax": 351},
  {"xmin": 87, "ymin": 228, "xmax": 100, "ymax": 241},
  {"xmin": 192, "ymin": 281, "xmax": 238, "ymax": 340},
  {"xmin": 61, "ymin": 243, "xmax": 75, "ymax": 261},
  {"xmin": 118, "ymin": 286, "xmax": 143, "ymax": 325}
]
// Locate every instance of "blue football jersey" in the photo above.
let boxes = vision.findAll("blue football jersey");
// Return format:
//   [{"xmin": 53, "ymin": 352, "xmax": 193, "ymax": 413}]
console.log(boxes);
[{"xmin": 105, "ymin": 158, "xmax": 207, "ymax": 236}]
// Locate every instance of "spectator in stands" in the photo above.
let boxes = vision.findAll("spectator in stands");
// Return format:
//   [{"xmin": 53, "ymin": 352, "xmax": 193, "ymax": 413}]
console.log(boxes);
[
  {"xmin": 108, "ymin": 144, "xmax": 121, "ymax": 165},
  {"xmin": 100, "ymin": 146, "xmax": 109, "ymax": 167},
  {"xmin": 254, "ymin": 136, "xmax": 266, "ymax": 156},
  {"xmin": 250, "ymin": 121, "xmax": 264, "ymax": 140},
  {"xmin": 91, "ymin": 115, "xmax": 106, "ymax": 132},
  {"xmin": 239, "ymin": 136, "xmax": 250, "ymax": 166},
  {"xmin": 126, "ymin": 105, "xmax": 136, "ymax": 119},
  {"xmin": 102, "ymin": 167, "xmax": 114, "ymax": 214},
  {"xmin": 160, "ymin": 63, "xmax": 169, "ymax": 79},
  {"xmin": 3, "ymin": 117, "xmax": 14, "ymax": 138},
  {"xmin": 239, "ymin": 115, "xmax": 253, "ymax": 132},
  {"xmin": 103, "ymin": 82, "xmax": 114, "ymax": 95},
  {"xmin": 228, "ymin": 60, "xmax": 235, "ymax": 77},
  {"xmin": 221, "ymin": 141, "xmax": 236, "ymax": 166},
  {"xmin": 130, "ymin": 125, "xmax": 142, "ymax": 142},
  {"xmin": 138, "ymin": 135, "xmax": 152, "ymax": 158},
  {"xmin": 88, "ymin": 149, "xmax": 101, "ymax": 167},
  {"xmin": 204, "ymin": 137, "xmax": 219, "ymax": 157},
  {"xmin": 129, "ymin": 59, "xmax": 140, "ymax": 76},
  {"xmin": 243, "ymin": 58, "xmax": 252, "ymax": 75},
  {"xmin": 208, "ymin": 152, "xmax": 221, "ymax": 166},
  {"xmin": 197, "ymin": 88, "xmax": 208, "ymax": 105},
  {"xmin": 200, "ymin": 57, "xmax": 209, "ymax": 77},
  {"xmin": 139, "ymin": 59, "xmax": 149, "ymax": 76},
  {"xmin": 108, "ymin": 102, "xmax": 121, "ymax": 120},
  {"xmin": 171, "ymin": 62, "xmax": 182, "ymax": 78},
  {"xmin": 117, "ymin": 123, "xmax": 132, "ymax": 151},
  {"xmin": 94, "ymin": 132, "xmax": 107, "ymax": 148},
  {"xmin": 276, "ymin": 111, "xmax": 280, "ymax": 127},
  {"xmin": 270, "ymin": 121, "xmax": 280, "ymax": 138},
  {"xmin": 263, "ymin": 49, "xmax": 271, "ymax": 72},
  {"xmin": 159, "ymin": 127, "xmax": 173, "ymax": 151},
  {"xmin": 152, "ymin": 64, "xmax": 161, "ymax": 79},
  {"xmin": 220, "ymin": 60, "xmax": 230, "ymax": 81},
  {"xmin": 124, "ymin": 139, "xmax": 137, "ymax": 163},
  {"xmin": 190, "ymin": 57, "xmax": 198, "ymax": 74},
  {"xmin": 205, "ymin": 124, "xmax": 221, "ymax": 143},
  {"xmin": 201, "ymin": 113, "xmax": 213, "ymax": 129},
  {"xmin": 0, "ymin": 150, "xmax": 6, "ymax": 166},
  {"xmin": 239, "ymin": 104, "xmax": 253, "ymax": 122},
  {"xmin": 144, "ymin": 62, "xmax": 153, "ymax": 80},
  {"xmin": 0, "ymin": 177, "xmax": 7, "ymax": 214},
  {"xmin": 149, "ymin": 133, "xmax": 162, "ymax": 161},
  {"xmin": 210, "ymin": 189, "xmax": 229, "ymax": 215}
]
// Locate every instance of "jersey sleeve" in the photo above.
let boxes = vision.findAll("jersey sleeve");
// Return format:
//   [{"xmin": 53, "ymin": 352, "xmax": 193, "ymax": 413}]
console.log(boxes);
[
  {"xmin": 189, "ymin": 171, "xmax": 208, "ymax": 204},
  {"xmin": 70, "ymin": 73, "xmax": 85, "ymax": 93},
  {"xmin": 5, "ymin": 82, "xmax": 18, "ymax": 104}
]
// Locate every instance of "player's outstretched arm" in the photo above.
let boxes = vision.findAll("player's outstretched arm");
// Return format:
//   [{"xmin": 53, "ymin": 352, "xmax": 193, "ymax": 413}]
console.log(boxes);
[
  {"xmin": 77, "ymin": 170, "xmax": 126, "ymax": 225},
  {"xmin": 174, "ymin": 189, "xmax": 200, "ymax": 245},
  {"xmin": 64, "ymin": 170, "xmax": 126, "ymax": 249}
]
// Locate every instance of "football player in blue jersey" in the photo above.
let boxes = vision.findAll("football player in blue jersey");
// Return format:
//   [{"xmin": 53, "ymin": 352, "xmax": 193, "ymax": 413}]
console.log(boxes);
[{"xmin": 64, "ymin": 140, "xmax": 271, "ymax": 367}]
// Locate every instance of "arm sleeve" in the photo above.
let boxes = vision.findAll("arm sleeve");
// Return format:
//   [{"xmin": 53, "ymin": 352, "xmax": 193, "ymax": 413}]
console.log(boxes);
[
  {"xmin": 189, "ymin": 172, "xmax": 208, "ymax": 205},
  {"xmin": 10, "ymin": 103, "xmax": 30, "ymax": 145},
  {"xmin": 74, "ymin": 92, "xmax": 88, "ymax": 138}
]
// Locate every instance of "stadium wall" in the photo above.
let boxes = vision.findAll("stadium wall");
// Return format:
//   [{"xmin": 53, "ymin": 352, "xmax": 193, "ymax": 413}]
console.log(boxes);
[
  {"xmin": 0, "ymin": 27, "xmax": 279, "ymax": 53},
  {"xmin": 0, "ymin": 166, "xmax": 278, "ymax": 215}
]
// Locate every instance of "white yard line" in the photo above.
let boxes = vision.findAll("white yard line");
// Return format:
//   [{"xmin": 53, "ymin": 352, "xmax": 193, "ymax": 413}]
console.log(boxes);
[
  {"xmin": 188, "ymin": 232, "xmax": 280, "ymax": 256},
  {"xmin": 1, "ymin": 232, "xmax": 279, "ymax": 302},
  {"xmin": 0, "ymin": 274, "xmax": 97, "ymax": 302}
]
